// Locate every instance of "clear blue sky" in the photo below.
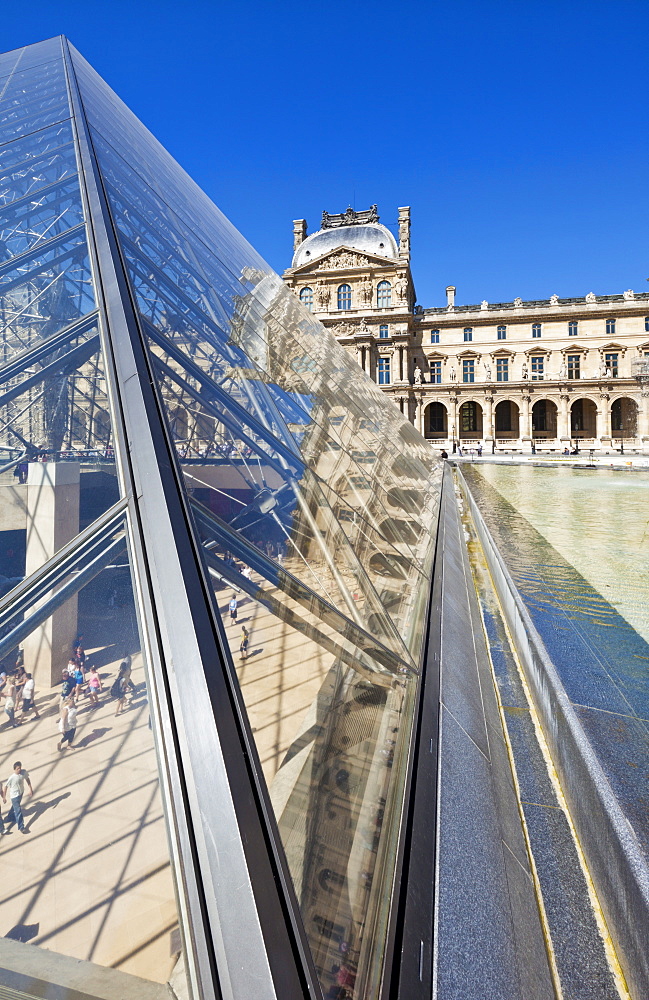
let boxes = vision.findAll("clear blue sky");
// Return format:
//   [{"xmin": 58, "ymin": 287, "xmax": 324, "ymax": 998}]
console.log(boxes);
[{"xmin": 3, "ymin": 0, "xmax": 649, "ymax": 308}]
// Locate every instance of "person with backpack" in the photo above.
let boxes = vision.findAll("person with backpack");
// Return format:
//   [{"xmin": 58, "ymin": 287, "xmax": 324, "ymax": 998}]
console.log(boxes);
[{"xmin": 111, "ymin": 664, "xmax": 130, "ymax": 717}]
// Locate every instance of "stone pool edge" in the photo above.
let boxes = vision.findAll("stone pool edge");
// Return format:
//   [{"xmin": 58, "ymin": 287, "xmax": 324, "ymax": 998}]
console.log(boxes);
[{"xmin": 455, "ymin": 464, "xmax": 649, "ymax": 1000}]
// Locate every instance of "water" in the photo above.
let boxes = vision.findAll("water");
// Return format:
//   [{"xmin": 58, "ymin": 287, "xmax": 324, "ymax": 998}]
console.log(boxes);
[
  {"xmin": 461, "ymin": 462, "xmax": 649, "ymax": 857},
  {"xmin": 472, "ymin": 463, "xmax": 649, "ymax": 646}
]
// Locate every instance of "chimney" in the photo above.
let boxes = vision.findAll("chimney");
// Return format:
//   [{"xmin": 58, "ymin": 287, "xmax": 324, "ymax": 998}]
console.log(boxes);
[
  {"xmin": 293, "ymin": 219, "xmax": 307, "ymax": 251},
  {"xmin": 446, "ymin": 285, "xmax": 456, "ymax": 307}
]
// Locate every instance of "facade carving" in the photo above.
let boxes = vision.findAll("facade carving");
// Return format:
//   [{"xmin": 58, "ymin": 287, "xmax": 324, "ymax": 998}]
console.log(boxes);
[{"xmin": 283, "ymin": 206, "xmax": 649, "ymax": 453}]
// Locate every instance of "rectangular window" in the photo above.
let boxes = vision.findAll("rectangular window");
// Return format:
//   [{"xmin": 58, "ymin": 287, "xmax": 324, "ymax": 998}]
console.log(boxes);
[
  {"xmin": 497, "ymin": 325, "xmax": 506, "ymax": 340},
  {"xmin": 605, "ymin": 352, "xmax": 619, "ymax": 377},
  {"xmin": 463, "ymin": 327, "xmax": 473, "ymax": 342},
  {"xmin": 606, "ymin": 318, "xmax": 616, "ymax": 336},
  {"xmin": 377, "ymin": 356, "xmax": 391, "ymax": 385},
  {"xmin": 379, "ymin": 324, "xmax": 389, "ymax": 339},
  {"xmin": 567, "ymin": 354, "xmax": 581, "ymax": 379},
  {"xmin": 568, "ymin": 321, "xmax": 578, "ymax": 336},
  {"xmin": 531, "ymin": 356, "xmax": 544, "ymax": 380},
  {"xmin": 645, "ymin": 317, "xmax": 649, "ymax": 332},
  {"xmin": 429, "ymin": 360, "xmax": 442, "ymax": 384},
  {"xmin": 495, "ymin": 400, "xmax": 512, "ymax": 432},
  {"xmin": 496, "ymin": 357, "xmax": 509, "ymax": 382},
  {"xmin": 532, "ymin": 323, "xmax": 542, "ymax": 339},
  {"xmin": 430, "ymin": 329, "xmax": 440, "ymax": 344},
  {"xmin": 461, "ymin": 401, "xmax": 478, "ymax": 432},
  {"xmin": 462, "ymin": 359, "xmax": 475, "ymax": 383}
]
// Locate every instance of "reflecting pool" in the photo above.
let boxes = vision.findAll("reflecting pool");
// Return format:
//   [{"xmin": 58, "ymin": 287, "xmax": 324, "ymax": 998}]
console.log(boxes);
[{"xmin": 462, "ymin": 462, "xmax": 649, "ymax": 858}]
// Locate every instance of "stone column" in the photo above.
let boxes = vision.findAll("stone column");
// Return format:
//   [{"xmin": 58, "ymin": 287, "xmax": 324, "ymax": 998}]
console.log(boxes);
[
  {"xmin": 520, "ymin": 394, "xmax": 532, "ymax": 451},
  {"xmin": 640, "ymin": 390, "xmax": 649, "ymax": 452},
  {"xmin": 597, "ymin": 392, "xmax": 611, "ymax": 446},
  {"xmin": 558, "ymin": 393, "xmax": 570, "ymax": 442},
  {"xmin": 416, "ymin": 394, "xmax": 425, "ymax": 436},
  {"xmin": 483, "ymin": 394, "xmax": 494, "ymax": 443},
  {"xmin": 23, "ymin": 462, "xmax": 80, "ymax": 687},
  {"xmin": 449, "ymin": 394, "xmax": 458, "ymax": 450}
]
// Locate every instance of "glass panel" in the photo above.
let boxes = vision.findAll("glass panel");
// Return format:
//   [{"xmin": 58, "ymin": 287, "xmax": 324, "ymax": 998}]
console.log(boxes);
[
  {"xmin": 0, "ymin": 318, "xmax": 119, "ymax": 582},
  {"xmin": 72, "ymin": 42, "xmax": 443, "ymax": 1000},
  {"xmin": 0, "ymin": 57, "xmax": 70, "ymax": 149},
  {"xmin": 0, "ymin": 130, "xmax": 82, "ymax": 262},
  {"xmin": 0, "ymin": 227, "xmax": 95, "ymax": 365},
  {"xmin": 0, "ymin": 515, "xmax": 189, "ymax": 995},
  {"xmin": 203, "ymin": 504, "xmax": 420, "ymax": 1000}
]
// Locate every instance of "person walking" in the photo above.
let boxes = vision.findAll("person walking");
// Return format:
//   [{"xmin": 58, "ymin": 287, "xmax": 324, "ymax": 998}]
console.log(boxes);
[
  {"xmin": 20, "ymin": 673, "xmax": 40, "ymax": 720},
  {"xmin": 112, "ymin": 664, "xmax": 131, "ymax": 717},
  {"xmin": 3, "ymin": 678, "xmax": 18, "ymax": 728},
  {"xmin": 57, "ymin": 697, "xmax": 78, "ymax": 751},
  {"xmin": 2, "ymin": 761, "xmax": 33, "ymax": 834},
  {"xmin": 229, "ymin": 594, "xmax": 238, "ymax": 623},
  {"xmin": 86, "ymin": 665, "xmax": 102, "ymax": 706},
  {"xmin": 239, "ymin": 625, "xmax": 249, "ymax": 659}
]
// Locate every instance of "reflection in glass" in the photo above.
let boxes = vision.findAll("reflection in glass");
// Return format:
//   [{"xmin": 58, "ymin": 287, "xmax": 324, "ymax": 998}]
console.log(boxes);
[
  {"xmin": 0, "ymin": 516, "xmax": 189, "ymax": 993},
  {"xmin": 70, "ymin": 44, "xmax": 442, "ymax": 999}
]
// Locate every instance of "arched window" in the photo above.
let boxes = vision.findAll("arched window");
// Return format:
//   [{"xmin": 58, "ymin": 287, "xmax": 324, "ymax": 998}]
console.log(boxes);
[
  {"xmin": 337, "ymin": 284, "xmax": 352, "ymax": 310},
  {"xmin": 299, "ymin": 287, "xmax": 313, "ymax": 311},
  {"xmin": 377, "ymin": 280, "xmax": 392, "ymax": 307}
]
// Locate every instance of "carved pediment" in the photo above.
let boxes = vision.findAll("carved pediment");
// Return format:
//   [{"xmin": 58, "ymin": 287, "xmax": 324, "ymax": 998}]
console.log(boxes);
[
  {"xmin": 291, "ymin": 246, "xmax": 396, "ymax": 275},
  {"xmin": 329, "ymin": 321, "xmax": 356, "ymax": 337}
]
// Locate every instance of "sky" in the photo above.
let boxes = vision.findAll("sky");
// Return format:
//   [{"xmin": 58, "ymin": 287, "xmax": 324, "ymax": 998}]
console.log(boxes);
[{"xmin": 2, "ymin": 0, "xmax": 649, "ymax": 308}]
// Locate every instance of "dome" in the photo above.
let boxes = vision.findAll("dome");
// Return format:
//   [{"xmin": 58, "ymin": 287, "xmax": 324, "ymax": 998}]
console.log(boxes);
[{"xmin": 292, "ymin": 223, "xmax": 398, "ymax": 268}]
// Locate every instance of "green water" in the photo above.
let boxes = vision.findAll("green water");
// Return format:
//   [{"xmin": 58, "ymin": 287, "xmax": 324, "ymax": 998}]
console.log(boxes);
[{"xmin": 474, "ymin": 463, "xmax": 649, "ymax": 646}]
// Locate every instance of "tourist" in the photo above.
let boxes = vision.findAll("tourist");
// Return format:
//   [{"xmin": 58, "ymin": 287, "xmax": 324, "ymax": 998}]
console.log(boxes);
[
  {"xmin": 60, "ymin": 665, "xmax": 76, "ymax": 707},
  {"xmin": 2, "ymin": 760, "xmax": 32, "ymax": 834},
  {"xmin": 239, "ymin": 625, "xmax": 249, "ymax": 659},
  {"xmin": 20, "ymin": 673, "xmax": 39, "ymax": 720},
  {"xmin": 229, "ymin": 594, "xmax": 238, "ymax": 623},
  {"xmin": 440, "ymin": 450, "xmax": 448, "ymax": 458},
  {"xmin": 3, "ymin": 677, "xmax": 18, "ymax": 728},
  {"xmin": 112, "ymin": 663, "xmax": 131, "ymax": 717},
  {"xmin": 86, "ymin": 665, "xmax": 102, "ymax": 706},
  {"xmin": 57, "ymin": 697, "xmax": 78, "ymax": 751}
]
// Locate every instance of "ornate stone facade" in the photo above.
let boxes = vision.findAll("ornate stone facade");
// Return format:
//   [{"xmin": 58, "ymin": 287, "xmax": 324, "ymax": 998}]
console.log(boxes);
[{"xmin": 283, "ymin": 207, "xmax": 649, "ymax": 453}]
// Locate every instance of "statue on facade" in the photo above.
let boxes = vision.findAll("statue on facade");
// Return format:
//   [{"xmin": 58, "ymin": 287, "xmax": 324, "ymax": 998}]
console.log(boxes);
[
  {"xmin": 585, "ymin": 292, "xmax": 596, "ymax": 303},
  {"xmin": 514, "ymin": 297, "xmax": 523, "ymax": 307},
  {"xmin": 483, "ymin": 362, "xmax": 492, "ymax": 381},
  {"xmin": 357, "ymin": 318, "xmax": 370, "ymax": 335},
  {"xmin": 448, "ymin": 366, "xmax": 457, "ymax": 382},
  {"xmin": 624, "ymin": 288, "xmax": 635, "ymax": 300},
  {"xmin": 598, "ymin": 360, "xmax": 607, "ymax": 377},
  {"xmin": 395, "ymin": 274, "xmax": 409, "ymax": 302},
  {"xmin": 368, "ymin": 204, "xmax": 379, "ymax": 223},
  {"xmin": 521, "ymin": 362, "xmax": 529, "ymax": 379},
  {"xmin": 315, "ymin": 282, "xmax": 330, "ymax": 309},
  {"xmin": 360, "ymin": 276, "xmax": 373, "ymax": 303},
  {"xmin": 481, "ymin": 300, "xmax": 489, "ymax": 311},
  {"xmin": 558, "ymin": 361, "xmax": 567, "ymax": 379},
  {"xmin": 414, "ymin": 365, "xmax": 423, "ymax": 385},
  {"xmin": 550, "ymin": 294, "xmax": 559, "ymax": 305}
]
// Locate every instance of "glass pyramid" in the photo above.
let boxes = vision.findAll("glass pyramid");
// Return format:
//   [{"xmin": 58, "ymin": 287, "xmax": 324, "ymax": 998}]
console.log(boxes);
[{"xmin": 0, "ymin": 37, "xmax": 442, "ymax": 1000}]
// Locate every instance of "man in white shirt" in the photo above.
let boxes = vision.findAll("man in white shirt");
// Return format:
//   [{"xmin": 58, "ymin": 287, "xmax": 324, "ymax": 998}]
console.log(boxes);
[
  {"xmin": 2, "ymin": 760, "xmax": 33, "ymax": 834},
  {"xmin": 21, "ymin": 673, "xmax": 39, "ymax": 720}
]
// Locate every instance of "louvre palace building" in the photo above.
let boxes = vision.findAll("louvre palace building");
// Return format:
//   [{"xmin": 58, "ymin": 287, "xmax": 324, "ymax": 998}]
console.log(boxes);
[{"xmin": 283, "ymin": 206, "xmax": 649, "ymax": 452}]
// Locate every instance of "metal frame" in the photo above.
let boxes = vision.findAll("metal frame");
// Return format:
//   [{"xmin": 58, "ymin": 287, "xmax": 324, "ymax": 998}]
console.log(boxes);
[{"xmin": 61, "ymin": 36, "xmax": 321, "ymax": 1000}]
